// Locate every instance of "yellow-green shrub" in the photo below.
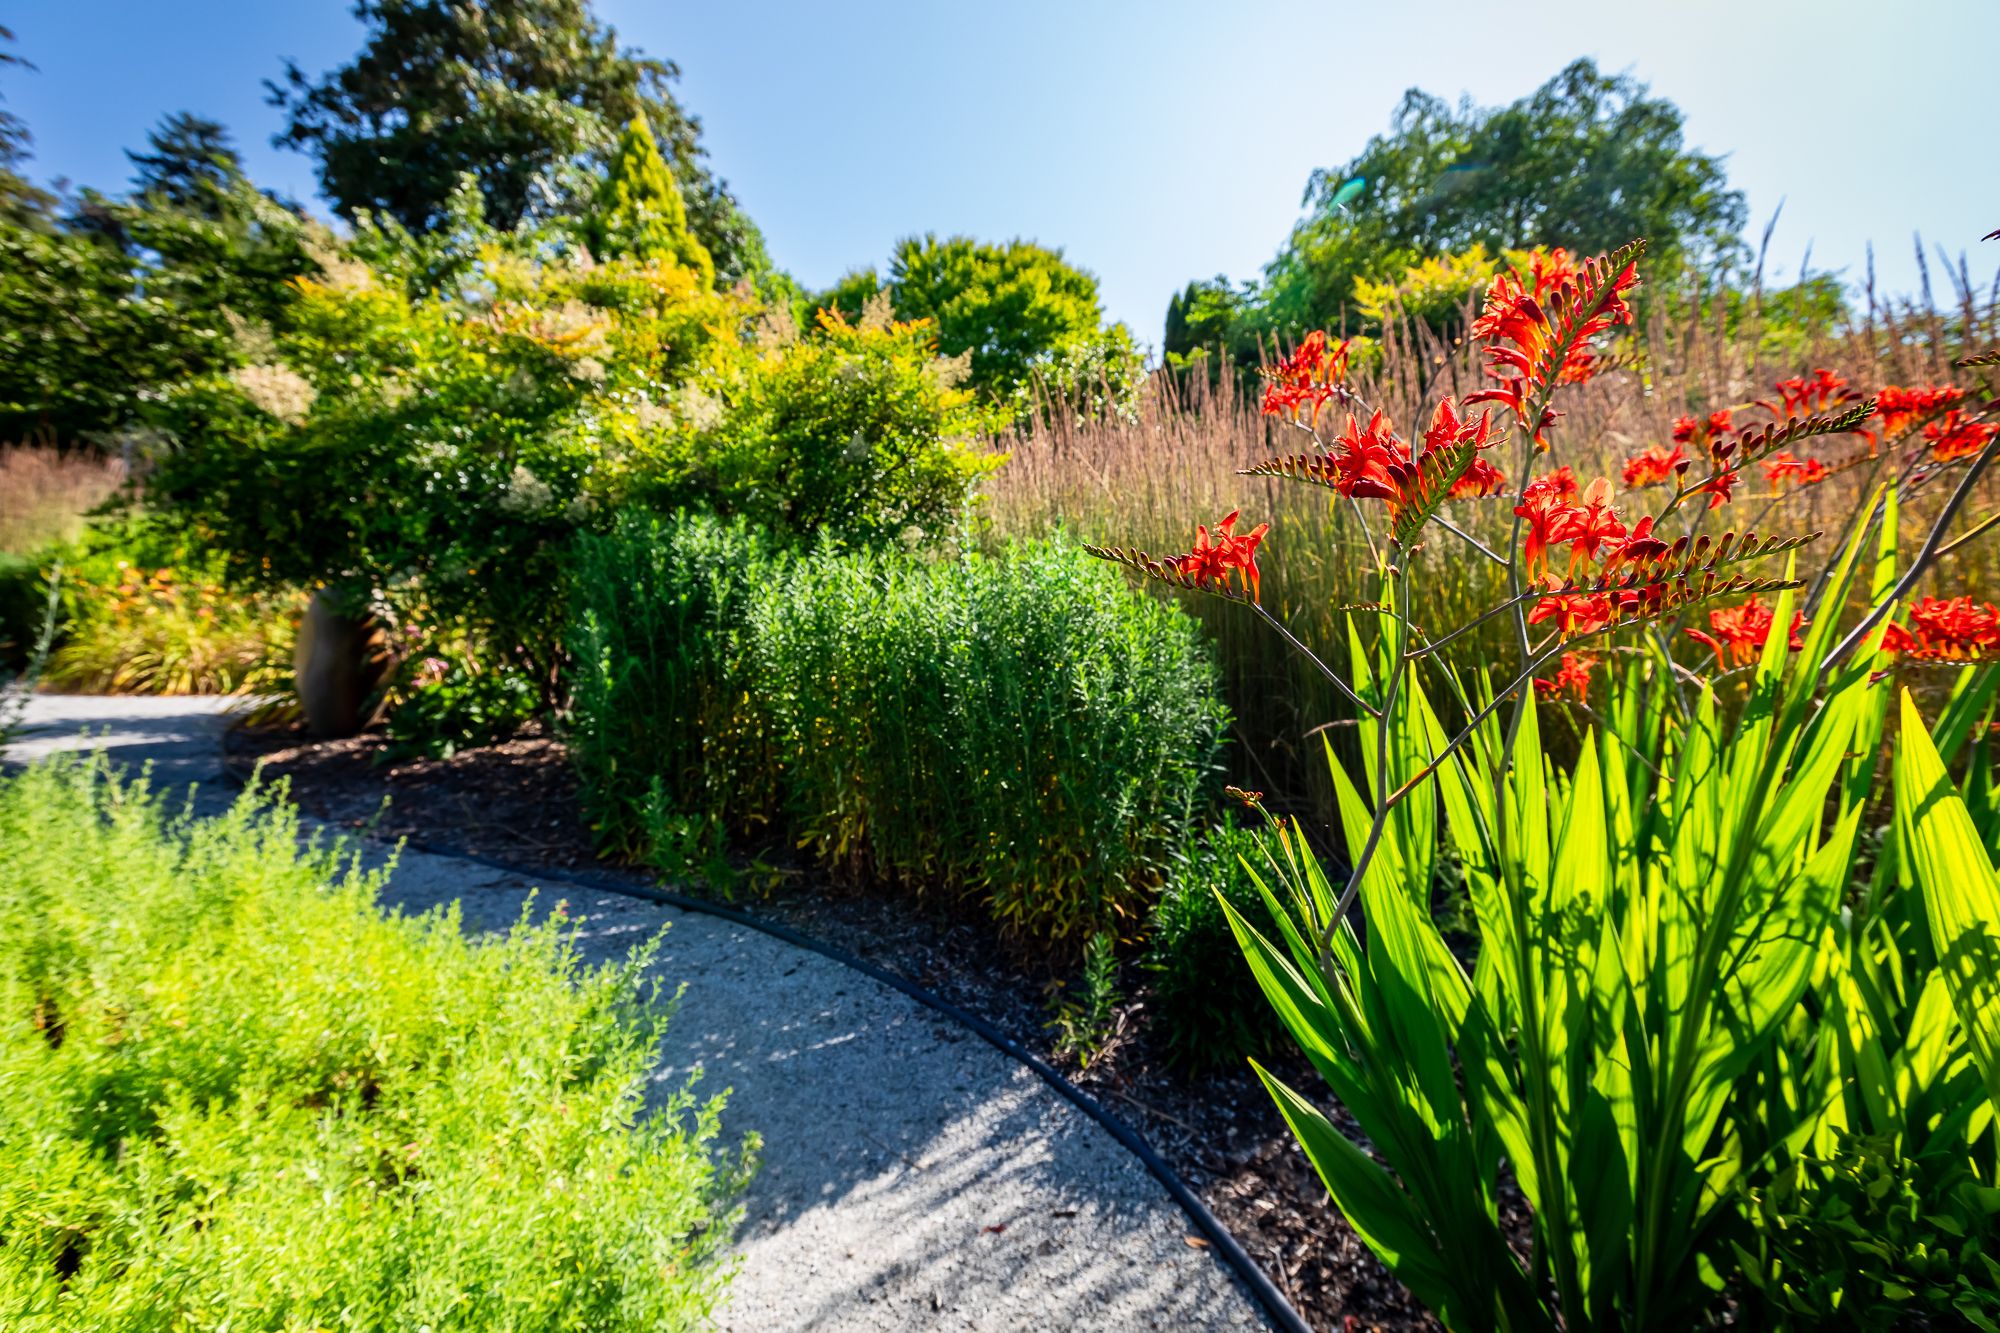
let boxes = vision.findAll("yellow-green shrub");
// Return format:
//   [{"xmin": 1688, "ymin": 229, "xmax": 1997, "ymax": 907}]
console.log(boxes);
[{"xmin": 0, "ymin": 755, "xmax": 751, "ymax": 1330}]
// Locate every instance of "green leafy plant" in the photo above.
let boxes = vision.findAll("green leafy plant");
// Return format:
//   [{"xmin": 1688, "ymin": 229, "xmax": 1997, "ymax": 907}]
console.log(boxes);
[
  {"xmin": 0, "ymin": 753, "xmax": 753, "ymax": 1329},
  {"xmin": 1739, "ymin": 1131, "xmax": 2000, "ymax": 1329},
  {"xmin": 1142, "ymin": 819, "xmax": 1282, "ymax": 1070},
  {"xmin": 383, "ymin": 664, "xmax": 538, "ymax": 760},
  {"xmin": 567, "ymin": 517, "xmax": 1228, "ymax": 944},
  {"xmin": 655, "ymin": 307, "xmax": 1002, "ymax": 542},
  {"xmin": 147, "ymin": 235, "xmax": 749, "ymax": 701},
  {"xmin": 751, "ymin": 539, "xmax": 1227, "ymax": 942},
  {"xmin": 1048, "ymin": 929, "xmax": 1122, "ymax": 1068},
  {"xmin": 566, "ymin": 511, "xmax": 781, "ymax": 858}
]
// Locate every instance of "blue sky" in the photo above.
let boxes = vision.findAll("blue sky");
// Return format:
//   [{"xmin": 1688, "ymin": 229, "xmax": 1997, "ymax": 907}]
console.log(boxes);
[{"xmin": 5, "ymin": 1, "xmax": 1994, "ymax": 343}]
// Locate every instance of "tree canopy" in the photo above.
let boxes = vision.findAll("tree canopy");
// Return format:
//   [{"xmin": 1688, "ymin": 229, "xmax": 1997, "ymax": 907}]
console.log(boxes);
[
  {"xmin": 127, "ymin": 113, "xmax": 245, "ymax": 213},
  {"xmin": 268, "ymin": 0, "xmax": 765, "ymax": 284},
  {"xmin": 810, "ymin": 234, "xmax": 1113, "ymax": 398},
  {"xmin": 1173, "ymin": 59, "xmax": 1749, "ymax": 349}
]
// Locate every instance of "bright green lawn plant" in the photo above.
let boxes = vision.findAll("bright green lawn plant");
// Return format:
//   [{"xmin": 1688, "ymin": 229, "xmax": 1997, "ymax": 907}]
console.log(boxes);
[{"xmin": 0, "ymin": 755, "xmax": 752, "ymax": 1331}]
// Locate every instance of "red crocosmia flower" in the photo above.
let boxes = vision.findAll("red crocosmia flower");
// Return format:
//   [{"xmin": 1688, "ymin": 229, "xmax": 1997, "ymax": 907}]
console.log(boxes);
[
  {"xmin": 1684, "ymin": 596, "xmax": 1806, "ymax": 670},
  {"xmin": 1893, "ymin": 595, "xmax": 2000, "ymax": 657},
  {"xmin": 1762, "ymin": 452, "xmax": 1834, "ymax": 487},
  {"xmin": 1514, "ymin": 489, "xmax": 1575, "ymax": 581},
  {"xmin": 1533, "ymin": 650, "xmax": 1596, "ymax": 703},
  {"xmin": 1762, "ymin": 368, "xmax": 1855, "ymax": 419},
  {"xmin": 1466, "ymin": 248, "xmax": 1637, "ymax": 450},
  {"xmin": 1762, "ymin": 452, "xmax": 1803, "ymax": 485},
  {"xmin": 1671, "ymin": 415, "xmax": 1699, "ymax": 444},
  {"xmin": 1601, "ymin": 515, "xmax": 1669, "ymax": 579},
  {"xmin": 1326, "ymin": 410, "xmax": 1409, "ymax": 498},
  {"xmin": 1523, "ymin": 468, "xmax": 1580, "ymax": 503},
  {"xmin": 1549, "ymin": 478, "xmax": 1627, "ymax": 572},
  {"xmin": 1451, "ymin": 456, "xmax": 1508, "ymax": 498},
  {"xmin": 1697, "ymin": 461, "xmax": 1741, "ymax": 510},
  {"xmin": 1260, "ymin": 330, "xmax": 1354, "ymax": 423},
  {"xmin": 1420, "ymin": 398, "xmax": 1505, "ymax": 497},
  {"xmin": 1165, "ymin": 510, "xmax": 1270, "ymax": 602},
  {"xmin": 1875, "ymin": 383, "xmax": 1963, "ymax": 437},
  {"xmin": 1622, "ymin": 441, "xmax": 1687, "ymax": 487},
  {"xmin": 1522, "ymin": 247, "xmax": 1581, "ymax": 300},
  {"xmin": 1924, "ymin": 409, "xmax": 1997, "ymax": 462},
  {"xmin": 1527, "ymin": 575, "xmax": 1615, "ymax": 638},
  {"xmin": 1878, "ymin": 622, "xmax": 1919, "ymax": 655},
  {"xmin": 1707, "ymin": 409, "xmax": 1734, "ymax": 437}
]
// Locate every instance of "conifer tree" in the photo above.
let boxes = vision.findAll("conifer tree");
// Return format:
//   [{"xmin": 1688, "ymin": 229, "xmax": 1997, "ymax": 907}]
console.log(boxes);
[{"xmin": 590, "ymin": 115, "xmax": 712, "ymax": 284}]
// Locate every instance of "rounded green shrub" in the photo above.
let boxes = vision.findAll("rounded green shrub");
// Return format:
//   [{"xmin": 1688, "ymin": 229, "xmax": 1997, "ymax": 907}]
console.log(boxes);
[{"xmin": 0, "ymin": 755, "xmax": 752, "ymax": 1330}]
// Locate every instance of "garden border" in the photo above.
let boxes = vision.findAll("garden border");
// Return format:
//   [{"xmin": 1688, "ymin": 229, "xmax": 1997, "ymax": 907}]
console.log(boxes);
[{"xmin": 367, "ymin": 830, "xmax": 1316, "ymax": 1333}]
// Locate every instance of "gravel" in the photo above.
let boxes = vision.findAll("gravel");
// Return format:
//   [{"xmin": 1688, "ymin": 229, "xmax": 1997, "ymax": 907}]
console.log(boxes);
[{"xmin": 5, "ymin": 694, "xmax": 1272, "ymax": 1331}]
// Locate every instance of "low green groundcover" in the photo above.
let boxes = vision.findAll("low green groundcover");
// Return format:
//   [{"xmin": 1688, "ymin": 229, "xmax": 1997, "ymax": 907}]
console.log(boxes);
[{"xmin": 0, "ymin": 755, "xmax": 753, "ymax": 1330}]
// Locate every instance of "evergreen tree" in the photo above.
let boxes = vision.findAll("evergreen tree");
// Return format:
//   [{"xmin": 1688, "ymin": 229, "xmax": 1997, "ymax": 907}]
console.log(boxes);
[
  {"xmin": 589, "ymin": 116, "xmax": 712, "ymax": 284},
  {"xmin": 1162, "ymin": 287, "xmax": 1188, "ymax": 360},
  {"xmin": 127, "ymin": 113, "xmax": 244, "ymax": 213}
]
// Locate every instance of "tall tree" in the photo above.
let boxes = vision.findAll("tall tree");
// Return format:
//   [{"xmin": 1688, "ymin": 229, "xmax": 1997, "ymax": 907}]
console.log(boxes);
[
  {"xmin": 1256, "ymin": 59, "xmax": 1748, "ymax": 333},
  {"xmin": 0, "ymin": 25, "xmax": 54, "ymax": 224},
  {"xmin": 886, "ymin": 234, "xmax": 1106, "ymax": 395},
  {"xmin": 268, "ymin": 0, "xmax": 763, "ymax": 282},
  {"xmin": 588, "ymin": 116, "xmax": 712, "ymax": 283},
  {"xmin": 127, "ymin": 113, "xmax": 244, "ymax": 214}
]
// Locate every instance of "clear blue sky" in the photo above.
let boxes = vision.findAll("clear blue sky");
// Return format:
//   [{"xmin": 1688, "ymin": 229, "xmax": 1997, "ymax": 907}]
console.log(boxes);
[{"xmin": 5, "ymin": 1, "xmax": 1994, "ymax": 344}]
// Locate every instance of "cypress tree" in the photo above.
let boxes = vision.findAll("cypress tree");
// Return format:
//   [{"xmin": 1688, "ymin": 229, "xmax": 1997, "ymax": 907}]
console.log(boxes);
[{"xmin": 592, "ymin": 116, "xmax": 713, "ymax": 285}]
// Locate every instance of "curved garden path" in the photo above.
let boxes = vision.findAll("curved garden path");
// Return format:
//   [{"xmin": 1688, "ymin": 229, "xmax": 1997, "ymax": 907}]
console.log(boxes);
[{"xmin": 5, "ymin": 694, "xmax": 1272, "ymax": 1332}]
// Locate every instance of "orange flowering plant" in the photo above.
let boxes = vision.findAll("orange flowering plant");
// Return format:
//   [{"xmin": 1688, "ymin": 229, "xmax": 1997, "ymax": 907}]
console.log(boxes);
[{"xmin": 1086, "ymin": 237, "xmax": 2000, "ymax": 1329}]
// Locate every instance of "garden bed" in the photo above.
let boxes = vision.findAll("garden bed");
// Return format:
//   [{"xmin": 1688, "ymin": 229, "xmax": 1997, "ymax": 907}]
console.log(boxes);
[{"xmin": 225, "ymin": 719, "xmax": 1439, "ymax": 1333}]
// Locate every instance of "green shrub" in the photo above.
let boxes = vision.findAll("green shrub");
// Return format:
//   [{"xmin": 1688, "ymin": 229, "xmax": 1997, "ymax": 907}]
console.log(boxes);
[
  {"xmin": 0, "ymin": 755, "xmax": 751, "ymax": 1330},
  {"xmin": 566, "ymin": 511, "xmax": 782, "ymax": 859},
  {"xmin": 566, "ymin": 522, "xmax": 1229, "ymax": 944},
  {"xmin": 1144, "ymin": 820, "xmax": 1281, "ymax": 1070},
  {"xmin": 384, "ymin": 665, "xmax": 539, "ymax": 759},
  {"xmin": 147, "ymin": 245, "xmax": 750, "ymax": 692},
  {"xmin": 651, "ymin": 309, "xmax": 1001, "ymax": 542},
  {"xmin": 1740, "ymin": 1131, "xmax": 2000, "ymax": 1329},
  {"xmin": 0, "ymin": 553, "xmax": 44, "ymax": 669},
  {"xmin": 752, "ymin": 540, "xmax": 1228, "ymax": 942}
]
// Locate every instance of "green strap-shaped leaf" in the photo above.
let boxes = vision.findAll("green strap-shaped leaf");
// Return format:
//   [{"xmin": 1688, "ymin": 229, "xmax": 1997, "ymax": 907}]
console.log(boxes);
[
  {"xmin": 1251, "ymin": 1063, "xmax": 1463, "ymax": 1321},
  {"xmin": 1895, "ymin": 689, "xmax": 2000, "ymax": 1111}
]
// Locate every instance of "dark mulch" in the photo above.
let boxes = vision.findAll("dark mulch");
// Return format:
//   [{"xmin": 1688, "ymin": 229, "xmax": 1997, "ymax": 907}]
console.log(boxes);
[{"xmin": 224, "ymin": 720, "xmax": 1437, "ymax": 1333}]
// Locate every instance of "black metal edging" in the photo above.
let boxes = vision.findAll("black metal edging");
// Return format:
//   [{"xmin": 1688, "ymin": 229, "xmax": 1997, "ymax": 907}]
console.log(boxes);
[{"xmin": 390, "ymin": 834, "xmax": 1317, "ymax": 1333}]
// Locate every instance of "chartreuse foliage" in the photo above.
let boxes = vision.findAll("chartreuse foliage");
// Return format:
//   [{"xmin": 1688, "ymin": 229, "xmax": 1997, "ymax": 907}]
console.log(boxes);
[
  {"xmin": 0, "ymin": 754, "xmax": 751, "ymax": 1330},
  {"xmin": 1220, "ymin": 506, "xmax": 2000, "ymax": 1330}
]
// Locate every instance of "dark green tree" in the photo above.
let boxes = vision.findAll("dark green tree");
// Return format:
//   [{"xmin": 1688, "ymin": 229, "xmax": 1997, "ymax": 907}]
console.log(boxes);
[
  {"xmin": 0, "ymin": 96, "xmax": 313, "ymax": 441},
  {"xmin": 127, "ymin": 113, "xmax": 244, "ymax": 214},
  {"xmin": 0, "ymin": 25, "xmax": 54, "ymax": 225},
  {"xmin": 1163, "ymin": 287, "xmax": 1187, "ymax": 360},
  {"xmin": 268, "ymin": 0, "xmax": 766, "ymax": 283},
  {"xmin": 885, "ymin": 234, "xmax": 1106, "ymax": 395},
  {"xmin": 1255, "ymin": 59, "xmax": 1748, "ymax": 333},
  {"xmin": 800, "ymin": 266, "xmax": 885, "ymax": 326}
]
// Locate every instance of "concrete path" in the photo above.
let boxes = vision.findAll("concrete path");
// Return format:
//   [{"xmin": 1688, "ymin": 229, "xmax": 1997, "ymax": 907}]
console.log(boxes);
[{"xmin": 4, "ymin": 694, "xmax": 1270, "ymax": 1332}]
